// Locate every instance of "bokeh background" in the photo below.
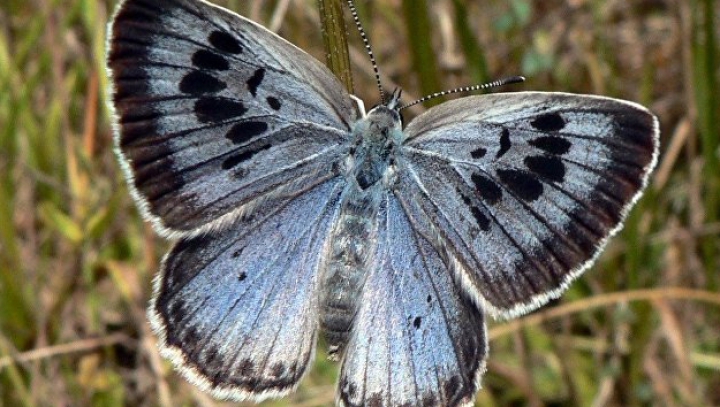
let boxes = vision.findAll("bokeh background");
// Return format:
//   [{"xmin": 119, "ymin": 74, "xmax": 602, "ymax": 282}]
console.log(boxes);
[{"xmin": 1, "ymin": 0, "xmax": 719, "ymax": 406}]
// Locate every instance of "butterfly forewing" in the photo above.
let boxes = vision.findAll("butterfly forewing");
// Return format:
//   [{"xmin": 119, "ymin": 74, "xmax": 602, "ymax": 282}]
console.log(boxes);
[
  {"xmin": 339, "ymin": 194, "xmax": 487, "ymax": 407},
  {"xmin": 150, "ymin": 178, "xmax": 344, "ymax": 401},
  {"xmin": 107, "ymin": 0, "xmax": 353, "ymax": 236},
  {"xmin": 399, "ymin": 92, "xmax": 659, "ymax": 317}
]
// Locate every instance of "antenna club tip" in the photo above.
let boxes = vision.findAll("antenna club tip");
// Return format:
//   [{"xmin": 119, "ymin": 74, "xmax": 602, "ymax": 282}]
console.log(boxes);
[
  {"xmin": 507, "ymin": 75, "xmax": 526, "ymax": 84},
  {"xmin": 399, "ymin": 75, "xmax": 527, "ymax": 111}
]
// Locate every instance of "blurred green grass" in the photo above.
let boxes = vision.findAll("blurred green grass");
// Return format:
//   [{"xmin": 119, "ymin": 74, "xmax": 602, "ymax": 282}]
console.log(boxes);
[{"xmin": 1, "ymin": 0, "xmax": 719, "ymax": 406}]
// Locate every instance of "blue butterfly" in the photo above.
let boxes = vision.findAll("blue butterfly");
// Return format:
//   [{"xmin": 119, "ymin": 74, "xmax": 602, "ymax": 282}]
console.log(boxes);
[{"xmin": 106, "ymin": 0, "xmax": 659, "ymax": 405}]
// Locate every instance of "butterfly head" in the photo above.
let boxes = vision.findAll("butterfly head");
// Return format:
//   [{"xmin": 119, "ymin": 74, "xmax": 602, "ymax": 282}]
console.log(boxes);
[
  {"xmin": 363, "ymin": 104, "xmax": 403, "ymax": 143},
  {"xmin": 361, "ymin": 87, "xmax": 404, "ymax": 133},
  {"xmin": 348, "ymin": 88, "xmax": 405, "ymax": 190}
]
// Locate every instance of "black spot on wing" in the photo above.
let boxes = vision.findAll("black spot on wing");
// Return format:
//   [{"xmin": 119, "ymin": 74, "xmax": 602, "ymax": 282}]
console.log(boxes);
[
  {"xmin": 209, "ymin": 30, "xmax": 243, "ymax": 54},
  {"xmin": 191, "ymin": 49, "xmax": 229, "ymax": 71},
  {"xmin": 460, "ymin": 192, "xmax": 491, "ymax": 232},
  {"xmin": 222, "ymin": 144, "xmax": 271, "ymax": 170},
  {"xmin": 531, "ymin": 112, "xmax": 566, "ymax": 131},
  {"xmin": 496, "ymin": 128, "xmax": 511, "ymax": 159},
  {"xmin": 246, "ymin": 68, "xmax": 265, "ymax": 97},
  {"xmin": 471, "ymin": 173, "xmax": 502, "ymax": 206},
  {"xmin": 226, "ymin": 121, "xmax": 269, "ymax": 145},
  {"xmin": 195, "ymin": 97, "xmax": 247, "ymax": 123},
  {"xmin": 356, "ymin": 172, "xmax": 374, "ymax": 190},
  {"xmin": 470, "ymin": 147, "xmax": 487, "ymax": 159},
  {"xmin": 524, "ymin": 155, "xmax": 566, "ymax": 183},
  {"xmin": 346, "ymin": 382, "xmax": 357, "ymax": 398},
  {"xmin": 179, "ymin": 71, "xmax": 226, "ymax": 95},
  {"xmin": 529, "ymin": 136, "xmax": 572, "ymax": 155},
  {"xmin": 496, "ymin": 169, "xmax": 543, "ymax": 202},
  {"xmin": 237, "ymin": 271, "xmax": 247, "ymax": 281},
  {"xmin": 413, "ymin": 317, "xmax": 422, "ymax": 329},
  {"xmin": 267, "ymin": 96, "xmax": 282, "ymax": 110},
  {"xmin": 470, "ymin": 206, "xmax": 490, "ymax": 232}
]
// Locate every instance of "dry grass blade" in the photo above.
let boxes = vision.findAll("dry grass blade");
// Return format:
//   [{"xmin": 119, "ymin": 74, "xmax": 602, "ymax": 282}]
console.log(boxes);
[
  {"xmin": 489, "ymin": 288, "xmax": 720, "ymax": 340},
  {"xmin": 0, "ymin": 334, "xmax": 131, "ymax": 370}
]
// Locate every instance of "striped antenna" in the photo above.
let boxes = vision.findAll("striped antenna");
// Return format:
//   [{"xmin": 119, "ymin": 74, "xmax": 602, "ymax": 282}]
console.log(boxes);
[
  {"xmin": 399, "ymin": 76, "xmax": 526, "ymax": 111},
  {"xmin": 346, "ymin": 0, "xmax": 385, "ymax": 103}
]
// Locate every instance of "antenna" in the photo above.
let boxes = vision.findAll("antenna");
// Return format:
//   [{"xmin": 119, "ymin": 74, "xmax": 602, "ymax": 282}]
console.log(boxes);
[
  {"xmin": 346, "ymin": 0, "xmax": 385, "ymax": 103},
  {"xmin": 399, "ymin": 76, "xmax": 526, "ymax": 110}
]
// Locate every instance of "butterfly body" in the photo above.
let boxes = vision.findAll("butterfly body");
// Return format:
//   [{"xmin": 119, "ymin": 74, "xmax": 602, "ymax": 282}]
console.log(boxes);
[
  {"xmin": 106, "ymin": 0, "xmax": 659, "ymax": 405},
  {"xmin": 321, "ymin": 100, "xmax": 403, "ymax": 358}
]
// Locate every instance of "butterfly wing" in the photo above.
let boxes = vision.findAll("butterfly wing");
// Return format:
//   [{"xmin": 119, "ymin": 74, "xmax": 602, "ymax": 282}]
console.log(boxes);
[
  {"xmin": 338, "ymin": 194, "xmax": 487, "ymax": 407},
  {"xmin": 399, "ymin": 92, "xmax": 659, "ymax": 318},
  {"xmin": 149, "ymin": 178, "xmax": 343, "ymax": 401},
  {"xmin": 107, "ymin": 0, "xmax": 353, "ymax": 236}
]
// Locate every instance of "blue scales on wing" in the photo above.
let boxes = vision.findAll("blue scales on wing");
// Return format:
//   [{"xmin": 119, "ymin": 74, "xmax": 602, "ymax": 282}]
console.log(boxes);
[
  {"xmin": 398, "ymin": 92, "xmax": 659, "ymax": 318},
  {"xmin": 149, "ymin": 179, "xmax": 343, "ymax": 401},
  {"xmin": 338, "ymin": 194, "xmax": 487, "ymax": 407},
  {"xmin": 107, "ymin": 0, "xmax": 354, "ymax": 236}
]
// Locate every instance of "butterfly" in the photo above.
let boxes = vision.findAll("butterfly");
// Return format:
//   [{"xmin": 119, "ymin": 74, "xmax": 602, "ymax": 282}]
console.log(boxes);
[{"xmin": 106, "ymin": 0, "xmax": 660, "ymax": 405}]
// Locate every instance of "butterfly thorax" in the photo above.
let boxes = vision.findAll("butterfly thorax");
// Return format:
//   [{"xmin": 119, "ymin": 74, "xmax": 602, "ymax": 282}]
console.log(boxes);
[
  {"xmin": 319, "ymin": 105, "xmax": 402, "ymax": 359},
  {"xmin": 349, "ymin": 105, "xmax": 403, "ymax": 190}
]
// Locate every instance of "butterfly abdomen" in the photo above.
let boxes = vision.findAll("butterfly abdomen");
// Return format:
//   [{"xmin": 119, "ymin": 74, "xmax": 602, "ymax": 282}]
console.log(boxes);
[
  {"xmin": 319, "ymin": 106, "xmax": 401, "ymax": 359},
  {"xmin": 320, "ymin": 190, "xmax": 380, "ymax": 360}
]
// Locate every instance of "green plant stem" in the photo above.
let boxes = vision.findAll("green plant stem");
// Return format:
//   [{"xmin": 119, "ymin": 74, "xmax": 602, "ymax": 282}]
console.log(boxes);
[
  {"xmin": 317, "ymin": 0, "xmax": 354, "ymax": 94},
  {"xmin": 401, "ymin": 0, "xmax": 442, "ymax": 106},
  {"xmin": 452, "ymin": 0, "xmax": 489, "ymax": 86},
  {"xmin": 692, "ymin": 0, "xmax": 719, "ymax": 291}
]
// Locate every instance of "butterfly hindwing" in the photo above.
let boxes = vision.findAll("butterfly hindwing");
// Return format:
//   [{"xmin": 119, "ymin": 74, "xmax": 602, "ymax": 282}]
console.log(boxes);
[
  {"xmin": 338, "ymin": 194, "xmax": 487, "ymax": 407},
  {"xmin": 107, "ymin": 0, "xmax": 353, "ymax": 236},
  {"xmin": 149, "ymin": 178, "xmax": 344, "ymax": 401},
  {"xmin": 399, "ymin": 92, "xmax": 659, "ymax": 317}
]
